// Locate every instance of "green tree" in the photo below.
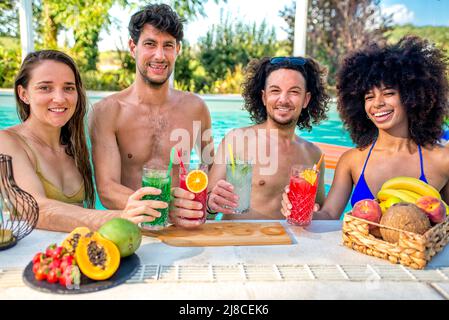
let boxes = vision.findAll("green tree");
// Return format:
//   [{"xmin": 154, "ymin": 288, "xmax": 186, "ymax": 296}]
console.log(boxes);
[
  {"xmin": 198, "ymin": 13, "xmax": 280, "ymax": 91},
  {"xmin": 278, "ymin": 2, "xmax": 295, "ymax": 54},
  {"xmin": 279, "ymin": 0, "xmax": 391, "ymax": 85},
  {"xmin": 386, "ymin": 24, "xmax": 449, "ymax": 57},
  {"xmin": 0, "ymin": 1, "xmax": 19, "ymax": 38},
  {"xmin": 0, "ymin": 45, "xmax": 21, "ymax": 88},
  {"xmin": 35, "ymin": 0, "xmax": 126, "ymax": 70},
  {"xmin": 0, "ymin": 1, "xmax": 21, "ymax": 88},
  {"xmin": 172, "ymin": 0, "xmax": 224, "ymax": 20},
  {"xmin": 1, "ymin": 0, "xmax": 226, "ymax": 89},
  {"xmin": 34, "ymin": 0, "xmax": 223, "ymax": 71},
  {"xmin": 174, "ymin": 41, "xmax": 207, "ymax": 92}
]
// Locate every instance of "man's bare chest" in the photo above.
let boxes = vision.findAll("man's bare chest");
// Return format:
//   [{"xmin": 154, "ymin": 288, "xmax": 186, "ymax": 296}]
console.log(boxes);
[
  {"xmin": 252, "ymin": 144, "xmax": 317, "ymax": 189},
  {"xmin": 115, "ymin": 113, "xmax": 196, "ymax": 165}
]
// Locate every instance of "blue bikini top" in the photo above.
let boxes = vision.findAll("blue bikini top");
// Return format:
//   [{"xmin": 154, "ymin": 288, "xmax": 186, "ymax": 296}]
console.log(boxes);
[{"xmin": 350, "ymin": 139, "xmax": 428, "ymax": 207}]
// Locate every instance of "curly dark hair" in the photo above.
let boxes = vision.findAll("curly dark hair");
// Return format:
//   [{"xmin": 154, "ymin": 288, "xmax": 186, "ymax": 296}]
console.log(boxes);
[
  {"xmin": 241, "ymin": 57, "xmax": 329, "ymax": 131},
  {"xmin": 128, "ymin": 3, "xmax": 185, "ymax": 44},
  {"xmin": 337, "ymin": 36, "xmax": 449, "ymax": 148}
]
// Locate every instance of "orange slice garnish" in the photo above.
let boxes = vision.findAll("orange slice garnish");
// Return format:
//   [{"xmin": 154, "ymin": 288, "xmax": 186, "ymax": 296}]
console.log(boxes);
[
  {"xmin": 300, "ymin": 169, "xmax": 318, "ymax": 185},
  {"xmin": 186, "ymin": 170, "xmax": 208, "ymax": 193}
]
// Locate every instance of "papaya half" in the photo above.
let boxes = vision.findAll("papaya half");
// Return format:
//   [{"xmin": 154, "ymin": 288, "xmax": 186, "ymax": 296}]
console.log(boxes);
[
  {"xmin": 62, "ymin": 227, "xmax": 91, "ymax": 254},
  {"xmin": 75, "ymin": 231, "xmax": 120, "ymax": 281}
]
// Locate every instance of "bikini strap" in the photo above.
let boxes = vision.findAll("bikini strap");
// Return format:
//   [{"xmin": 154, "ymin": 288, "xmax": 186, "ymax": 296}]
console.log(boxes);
[
  {"xmin": 6, "ymin": 130, "xmax": 40, "ymax": 173},
  {"xmin": 417, "ymin": 145, "xmax": 428, "ymax": 182},
  {"xmin": 360, "ymin": 138, "xmax": 377, "ymax": 175}
]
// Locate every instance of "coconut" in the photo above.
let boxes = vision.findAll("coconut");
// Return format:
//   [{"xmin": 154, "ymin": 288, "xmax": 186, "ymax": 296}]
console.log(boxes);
[{"xmin": 380, "ymin": 203, "xmax": 431, "ymax": 243}]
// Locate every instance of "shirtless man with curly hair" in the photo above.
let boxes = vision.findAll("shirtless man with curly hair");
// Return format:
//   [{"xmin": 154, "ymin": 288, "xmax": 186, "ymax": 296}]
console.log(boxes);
[{"xmin": 208, "ymin": 56, "xmax": 330, "ymax": 219}]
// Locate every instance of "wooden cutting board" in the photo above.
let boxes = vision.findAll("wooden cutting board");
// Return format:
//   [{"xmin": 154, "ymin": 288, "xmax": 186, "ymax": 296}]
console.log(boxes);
[{"xmin": 141, "ymin": 222, "xmax": 292, "ymax": 247}]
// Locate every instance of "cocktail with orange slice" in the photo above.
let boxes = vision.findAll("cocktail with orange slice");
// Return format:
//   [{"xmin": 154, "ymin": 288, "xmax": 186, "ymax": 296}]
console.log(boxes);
[
  {"xmin": 287, "ymin": 165, "xmax": 319, "ymax": 226},
  {"xmin": 179, "ymin": 164, "xmax": 209, "ymax": 223}
]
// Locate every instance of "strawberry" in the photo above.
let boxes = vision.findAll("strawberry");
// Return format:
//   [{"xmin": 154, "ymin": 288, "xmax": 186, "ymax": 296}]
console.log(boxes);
[
  {"xmin": 45, "ymin": 243, "xmax": 58, "ymax": 258},
  {"xmin": 32, "ymin": 252, "xmax": 45, "ymax": 265},
  {"xmin": 34, "ymin": 265, "xmax": 50, "ymax": 281},
  {"xmin": 48, "ymin": 258, "xmax": 61, "ymax": 270},
  {"xmin": 32, "ymin": 262, "xmax": 41, "ymax": 274},
  {"xmin": 45, "ymin": 244, "xmax": 66, "ymax": 259},
  {"xmin": 53, "ymin": 246, "xmax": 66, "ymax": 259},
  {"xmin": 46, "ymin": 268, "xmax": 62, "ymax": 284},
  {"xmin": 40, "ymin": 256, "xmax": 54, "ymax": 267},
  {"xmin": 59, "ymin": 255, "xmax": 75, "ymax": 272}
]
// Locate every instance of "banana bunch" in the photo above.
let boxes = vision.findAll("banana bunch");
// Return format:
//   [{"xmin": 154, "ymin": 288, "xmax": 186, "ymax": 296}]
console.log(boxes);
[{"xmin": 376, "ymin": 176, "xmax": 449, "ymax": 214}]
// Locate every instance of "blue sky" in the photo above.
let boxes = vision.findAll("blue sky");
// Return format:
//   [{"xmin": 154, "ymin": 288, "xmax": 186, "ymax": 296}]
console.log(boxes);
[
  {"xmin": 97, "ymin": 0, "xmax": 449, "ymax": 51},
  {"xmin": 381, "ymin": 0, "xmax": 449, "ymax": 26}
]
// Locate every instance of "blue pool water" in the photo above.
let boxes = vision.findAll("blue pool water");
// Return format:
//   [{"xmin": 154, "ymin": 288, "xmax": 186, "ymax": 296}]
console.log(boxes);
[
  {"xmin": 0, "ymin": 93, "xmax": 354, "ymax": 147},
  {"xmin": 0, "ymin": 91, "xmax": 353, "ymax": 213}
]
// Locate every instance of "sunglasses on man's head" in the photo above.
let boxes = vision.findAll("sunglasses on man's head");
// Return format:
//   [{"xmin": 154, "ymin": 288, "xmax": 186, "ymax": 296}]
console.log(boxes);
[{"xmin": 270, "ymin": 57, "xmax": 307, "ymax": 66}]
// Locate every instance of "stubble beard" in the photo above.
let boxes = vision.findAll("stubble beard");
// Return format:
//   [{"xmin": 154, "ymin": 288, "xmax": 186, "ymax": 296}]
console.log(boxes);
[
  {"xmin": 138, "ymin": 63, "xmax": 172, "ymax": 88},
  {"xmin": 267, "ymin": 109, "xmax": 297, "ymax": 128}
]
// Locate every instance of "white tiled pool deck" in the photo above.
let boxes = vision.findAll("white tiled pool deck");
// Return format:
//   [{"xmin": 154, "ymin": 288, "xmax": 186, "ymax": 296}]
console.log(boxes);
[{"xmin": 0, "ymin": 220, "xmax": 448, "ymax": 300}]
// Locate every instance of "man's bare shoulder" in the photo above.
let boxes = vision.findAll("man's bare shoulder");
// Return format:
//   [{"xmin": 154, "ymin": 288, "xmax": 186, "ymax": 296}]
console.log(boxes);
[
  {"xmin": 91, "ymin": 90, "xmax": 129, "ymax": 113},
  {"xmin": 296, "ymin": 137, "xmax": 323, "ymax": 158},
  {"xmin": 173, "ymin": 90, "xmax": 208, "ymax": 111},
  {"xmin": 89, "ymin": 89, "xmax": 134, "ymax": 127},
  {"xmin": 224, "ymin": 124, "xmax": 259, "ymax": 139}
]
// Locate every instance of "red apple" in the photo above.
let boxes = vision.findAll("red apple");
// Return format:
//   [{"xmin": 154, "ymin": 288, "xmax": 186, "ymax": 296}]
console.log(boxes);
[
  {"xmin": 352, "ymin": 199, "xmax": 382, "ymax": 229},
  {"xmin": 415, "ymin": 196, "xmax": 446, "ymax": 224}
]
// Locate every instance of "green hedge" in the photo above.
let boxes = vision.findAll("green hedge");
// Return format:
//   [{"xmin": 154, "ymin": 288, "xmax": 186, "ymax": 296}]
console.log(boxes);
[{"xmin": 0, "ymin": 39, "xmax": 21, "ymax": 88}]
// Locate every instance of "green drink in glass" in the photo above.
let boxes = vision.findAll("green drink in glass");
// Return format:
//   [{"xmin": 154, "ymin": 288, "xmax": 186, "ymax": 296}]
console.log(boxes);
[{"xmin": 141, "ymin": 165, "xmax": 172, "ymax": 230}]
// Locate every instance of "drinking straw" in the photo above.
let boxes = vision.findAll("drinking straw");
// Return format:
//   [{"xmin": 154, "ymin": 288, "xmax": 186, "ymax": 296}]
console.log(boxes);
[
  {"xmin": 167, "ymin": 147, "xmax": 175, "ymax": 178},
  {"xmin": 227, "ymin": 143, "xmax": 235, "ymax": 176},
  {"xmin": 177, "ymin": 148, "xmax": 187, "ymax": 175},
  {"xmin": 313, "ymin": 153, "xmax": 325, "ymax": 172}
]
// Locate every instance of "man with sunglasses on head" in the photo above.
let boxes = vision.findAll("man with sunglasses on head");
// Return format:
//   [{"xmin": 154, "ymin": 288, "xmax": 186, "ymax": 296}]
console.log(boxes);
[{"xmin": 206, "ymin": 56, "xmax": 330, "ymax": 219}]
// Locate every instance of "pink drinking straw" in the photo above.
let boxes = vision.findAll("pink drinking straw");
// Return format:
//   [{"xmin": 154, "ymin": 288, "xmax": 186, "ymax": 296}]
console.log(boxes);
[{"xmin": 177, "ymin": 148, "xmax": 187, "ymax": 175}]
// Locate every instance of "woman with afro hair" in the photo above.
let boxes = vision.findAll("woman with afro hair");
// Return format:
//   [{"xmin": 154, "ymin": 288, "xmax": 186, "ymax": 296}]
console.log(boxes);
[{"xmin": 281, "ymin": 36, "xmax": 449, "ymax": 220}]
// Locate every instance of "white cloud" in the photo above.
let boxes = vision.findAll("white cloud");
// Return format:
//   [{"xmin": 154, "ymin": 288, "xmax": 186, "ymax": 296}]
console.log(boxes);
[{"xmin": 381, "ymin": 4, "xmax": 415, "ymax": 25}]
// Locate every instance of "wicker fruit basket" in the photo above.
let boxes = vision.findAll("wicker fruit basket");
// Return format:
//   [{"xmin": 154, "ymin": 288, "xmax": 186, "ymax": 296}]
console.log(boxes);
[{"xmin": 342, "ymin": 213, "xmax": 449, "ymax": 269}]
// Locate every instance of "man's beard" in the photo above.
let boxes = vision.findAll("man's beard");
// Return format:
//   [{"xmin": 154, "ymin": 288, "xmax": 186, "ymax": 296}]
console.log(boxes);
[
  {"xmin": 138, "ymin": 63, "xmax": 171, "ymax": 88},
  {"xmin": 267, "ymin": 110, "xmax": 297, "ymax": 127}
]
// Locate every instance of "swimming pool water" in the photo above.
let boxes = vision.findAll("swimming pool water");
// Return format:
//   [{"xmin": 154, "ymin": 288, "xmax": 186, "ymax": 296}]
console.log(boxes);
[
  {"xmin": 0, "ymin": 92, "xmax": 353, "ymax": 214},
  {"xmin": 0, "ymin": 93, "xmax": 354, "ymax": 147}
]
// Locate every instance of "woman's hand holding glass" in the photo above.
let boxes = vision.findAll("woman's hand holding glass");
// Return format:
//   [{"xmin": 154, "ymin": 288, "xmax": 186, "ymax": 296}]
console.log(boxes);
[{"xmin": 121, "ymin": 187, "xmax": 168, "ymax": 224}]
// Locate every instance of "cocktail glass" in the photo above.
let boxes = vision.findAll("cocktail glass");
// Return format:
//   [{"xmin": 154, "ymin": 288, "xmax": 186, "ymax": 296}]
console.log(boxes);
[
  {"xmin": 225, "ymin": 161, "xmax": 253, "ymax": 214},
  {"xmin": 141, "ymin": 164, "xmax": 172, "ymax": 230},
  {"xmin": 179, "ymin": 163, "xmax": 208, "ymax": 224},
  {"xmin": 287, "ymin": 165, "xmax": 319, "ymax": 226}
]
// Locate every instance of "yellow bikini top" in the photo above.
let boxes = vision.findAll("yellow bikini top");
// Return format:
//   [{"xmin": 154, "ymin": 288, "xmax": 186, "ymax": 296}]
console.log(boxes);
[{"xmin": 13, "ymin": 131, "xmax": 85, "ymax": 205}]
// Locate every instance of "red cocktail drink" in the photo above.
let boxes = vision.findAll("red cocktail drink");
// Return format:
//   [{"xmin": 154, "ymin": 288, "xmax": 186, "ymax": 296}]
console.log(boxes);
[
  {"xmin": 287, "ymin": 165, "xmax": 319, "ymax": 226},
  {"xmin": 179, "ymin": 164, "xmax": 208, "ymax": 223}
]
